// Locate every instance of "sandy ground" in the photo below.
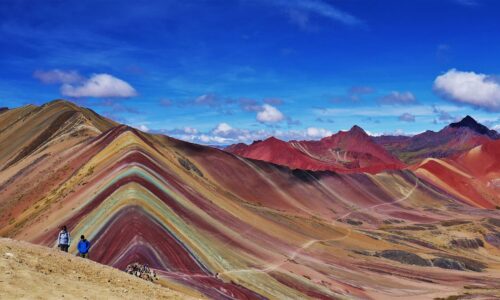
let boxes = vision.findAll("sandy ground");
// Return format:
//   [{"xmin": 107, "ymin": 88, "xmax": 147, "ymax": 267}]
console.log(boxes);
[{"xmin": 0, "ymin": 238, "xmax": 201, "ymax": 300}]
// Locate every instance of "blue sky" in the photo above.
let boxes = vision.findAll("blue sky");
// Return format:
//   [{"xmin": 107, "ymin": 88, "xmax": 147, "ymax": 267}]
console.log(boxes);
[{"xmin": 1, "ymin": 0, "xmax": 499, "ymax": 144}]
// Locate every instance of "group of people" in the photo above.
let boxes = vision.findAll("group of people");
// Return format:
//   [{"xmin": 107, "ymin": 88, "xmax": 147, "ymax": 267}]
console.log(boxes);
[{"xmin": 57, "ymin": 225, "xmax": 91, "ymax": 258}]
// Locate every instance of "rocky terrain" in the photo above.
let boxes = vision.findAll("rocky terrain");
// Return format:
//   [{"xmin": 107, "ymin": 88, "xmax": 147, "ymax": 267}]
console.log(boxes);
[{"xmin": 0, "ymin": 238, "xmax": 200, "ymax": 299}]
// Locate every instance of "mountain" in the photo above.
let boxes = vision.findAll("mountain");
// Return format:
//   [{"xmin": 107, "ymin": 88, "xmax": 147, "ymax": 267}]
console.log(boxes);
[
  {"xmin": 413, "ymin": 139, "xmax": 500, "ymax": 208},
  {"xmin": 449, "ymin": 115, "xmax": 499, "ymax": 139},
  {"xmin": 227, "ymin": 126, "xmax": 405, "ymax": 174},
  {"xmin": 1, "ymin": 100, "xmax": 500, "ymax": 299},
  {"xmin": 0, "ymin": 100, "xmax": 116, "ymax": 170},
  {"xmin": 374, "ymin": 116, "xmax": 498, "ymax": 164}
]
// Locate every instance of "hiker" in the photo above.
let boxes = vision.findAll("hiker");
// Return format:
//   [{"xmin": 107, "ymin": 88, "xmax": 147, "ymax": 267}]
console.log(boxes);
[
  {"xmin": 77, "ymin": 235, "xmax": 91, "ymax": 258},
  {"xmin": 57, "ymin": 225, "xmax": 71, "ymax": 252}
]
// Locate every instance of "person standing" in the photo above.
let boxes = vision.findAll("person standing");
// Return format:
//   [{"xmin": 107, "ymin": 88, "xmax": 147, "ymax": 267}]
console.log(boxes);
[
  {"xmin": 57, "ymin": 225, "xmax": 71, "ymax": 252},
  {"xmin": 77, "ymin": 235, "xmax": 91, "ymax": 258}
]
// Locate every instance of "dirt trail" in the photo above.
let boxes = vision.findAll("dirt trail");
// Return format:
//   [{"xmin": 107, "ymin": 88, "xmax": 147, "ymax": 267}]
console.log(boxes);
[{"xmin": 0, "ymin": 238, "xmax": 202, "ymax": 300}]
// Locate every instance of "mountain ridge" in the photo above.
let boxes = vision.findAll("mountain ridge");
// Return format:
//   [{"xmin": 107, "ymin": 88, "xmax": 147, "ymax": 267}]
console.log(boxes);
[
  {"xmin": 227, "ymin": 124, "xmax": 405, "ymax": 174},
  {"xmin": 227, "ymin": 115, "xmax": 498, "ymax": 168}
]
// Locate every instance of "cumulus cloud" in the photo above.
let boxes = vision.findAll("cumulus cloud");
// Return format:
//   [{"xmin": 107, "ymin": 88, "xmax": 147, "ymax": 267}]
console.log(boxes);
[
  {"xmin": 305, "ymin": 127, "xmax": 332, "ymax": 138},
  {"xmin": 34, "ymin": 69, "xmax": 83, "ymax": 84},
  {"xmin": 34, "ymin": 69, "xmax": 137, "ymax": 99},
  {"xmin": 379, "ymin": 91, "xmax": 417, "ymax": 105},
  {"xmin": 398, "ymin": 113, "xmax": 416, "ymax": 122},
  {"xmin": 434, "ymin": 69, "xmax": 500, "ymax": 111},
  {"xmin": 213, "ymin": 123, "xmax": 233, "ymax": 135},
  {"xmin": 61, "ymin": 74, "xmax": 137, "ymax": 98},
  {"xmin": 256, "ymin": 104, "xmax": 285, "ymax": 123}
]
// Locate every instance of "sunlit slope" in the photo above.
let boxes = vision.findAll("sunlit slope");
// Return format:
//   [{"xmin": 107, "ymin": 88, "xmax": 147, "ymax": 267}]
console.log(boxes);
[
  {"xmin": 414, "ymin": 140, "xmax": 500, "ymax": 208},
  {"xmin": 0, "ymin": 100, "xmax": 115, "ymax": 169},
  {"xmin": 0, "ymin": 238, "xmax": 198, "ymax": 300}
]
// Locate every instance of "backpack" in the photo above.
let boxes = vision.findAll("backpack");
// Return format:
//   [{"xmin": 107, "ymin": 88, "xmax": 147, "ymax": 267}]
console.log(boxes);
[
  {"xmin": 59, "ymin": 231, "xmax": 70, "ymax": 245},
  {"xmin": 78, "ymin": 240, "xmax": 90, "ymax": 253}
]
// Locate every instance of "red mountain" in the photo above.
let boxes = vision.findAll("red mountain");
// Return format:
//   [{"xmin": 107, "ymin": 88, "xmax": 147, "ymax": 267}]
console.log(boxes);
[
  {"xmin": 374, "ymin": 116, "xmax": 498, "ymax": 164},
  {"xmin": 227, "ymin": 125, "xmax": 405, "ymax": 173},
  {"xmin": 412, "ymin": 139, "xmax": 500, "ymax": 208}
]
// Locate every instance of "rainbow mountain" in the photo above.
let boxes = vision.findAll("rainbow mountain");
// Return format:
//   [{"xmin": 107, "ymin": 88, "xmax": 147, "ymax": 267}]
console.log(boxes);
[{"xmin": 0, "ymin": 100, "xmax": 499, "ymax": 299}]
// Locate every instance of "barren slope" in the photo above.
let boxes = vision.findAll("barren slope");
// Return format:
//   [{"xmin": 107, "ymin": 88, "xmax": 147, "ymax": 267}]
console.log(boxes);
[{"xmin": 0, "ymin": 238, "xmax": 200, "ymax": 299}]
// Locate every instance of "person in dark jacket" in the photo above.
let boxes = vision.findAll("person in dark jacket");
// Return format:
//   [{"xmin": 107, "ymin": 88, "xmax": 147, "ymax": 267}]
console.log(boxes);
[
  {"xmin": 57, "ymin": 225, "xmax": 71, "ymax": 252},
  {"xmin": 77, "ymin": 235, "xmax": 91, "ymax": 258}
]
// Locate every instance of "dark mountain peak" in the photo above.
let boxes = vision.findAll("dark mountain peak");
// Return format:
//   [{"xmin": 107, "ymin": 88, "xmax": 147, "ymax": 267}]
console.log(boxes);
[
  {"xmin": 450, "ymin": 115, "xmax": 478, "ymax": 128},
  {"xmin": 349, "ymin": 125, "xmax": 367, "ymax": 134},
  {"xmin": 0, "ymin": 107, "xmax": 8, "ymax": 114},
  {"xmin": 449, "ymin": 115, "xmax": 498, "ymax": 139}
]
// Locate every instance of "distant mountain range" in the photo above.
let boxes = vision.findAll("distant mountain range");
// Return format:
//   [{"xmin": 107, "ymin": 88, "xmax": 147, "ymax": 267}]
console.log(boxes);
[
  {"xmin": 226, "ymin": 125, "xmax": 404, "ymax": 174},
  {"xmin": 226, "ymin": 115, "xmax": 499, "ymax": 171},
  {"xmin": 374, "ymin": 115, "xmax": 499, "ymax": 164}
]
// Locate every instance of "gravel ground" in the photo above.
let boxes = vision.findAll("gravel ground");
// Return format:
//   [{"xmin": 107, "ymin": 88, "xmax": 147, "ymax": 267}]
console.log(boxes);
[{"xmin": 0, "ymin": 238, "xmax": 202, "ymax": 300}]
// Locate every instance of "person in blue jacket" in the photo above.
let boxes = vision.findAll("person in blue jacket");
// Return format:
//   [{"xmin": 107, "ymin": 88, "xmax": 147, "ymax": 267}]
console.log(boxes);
[
  {"xmin": 57, "ymin": 225, "xmax": 71, "ymax": 252},
  {"xmin": 77, "ymin": 235, "xmax": 91, "ymax": 258}
]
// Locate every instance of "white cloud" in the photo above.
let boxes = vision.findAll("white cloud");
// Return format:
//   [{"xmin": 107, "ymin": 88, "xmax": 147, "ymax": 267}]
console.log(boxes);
[
  {"xmin": 379, "ymin": 91, "xmax": 417, "ymax": 105},
  {"xmin": 305, "ymin": 127, "xmax": 332, "ymax": 138},
  {"xmin": 256, "ymin": 104, "xmax": 285, "ymax": 123},
  {"xmin": 183, "ymin": 127, "xmax": 198, "ymax": 134},
  {"xmin": 434, "ymin": 69, "xmax": 500, "ymax": 111},
  {"xmin": 163, "ymin": 124, "xmax": 336, "ymax": 145},
  {"xmin": 34, "ymin": 69, "xmax": 83, "ymax": 84},
  {"xmin": 61, "ymin": 74, "xmax": 137, "ymax": 98},
  {"xmin": 213, "ymin": 123, "xmax": 233, "ymax": 135},
  {"xmin": 199, "ymin": 134, "xmax": 229, "ymax": 144},
  {"xmin": 137, "ymin": 124, "xmax": 150, "ymax": 132}
]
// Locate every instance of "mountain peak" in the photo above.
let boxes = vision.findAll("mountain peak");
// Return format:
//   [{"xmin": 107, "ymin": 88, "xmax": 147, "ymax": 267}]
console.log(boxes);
[
  {"xmin": 449, "ymin": 115, "xmax": 498, "ymax": 138},
  {"xmin": 43, "ymin": 99, "xmax": 79, "ymax": 109},
  {"xmin": 451, "ymin": 115, "xmax": 478, "ymax": 127},
  {"xmin": 264, "ymin": 136, "xmax": 282, "ymax": 143},
  {"xmin": 347, "ymin": 125, "xmax": 368, "ymax": 136}
]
